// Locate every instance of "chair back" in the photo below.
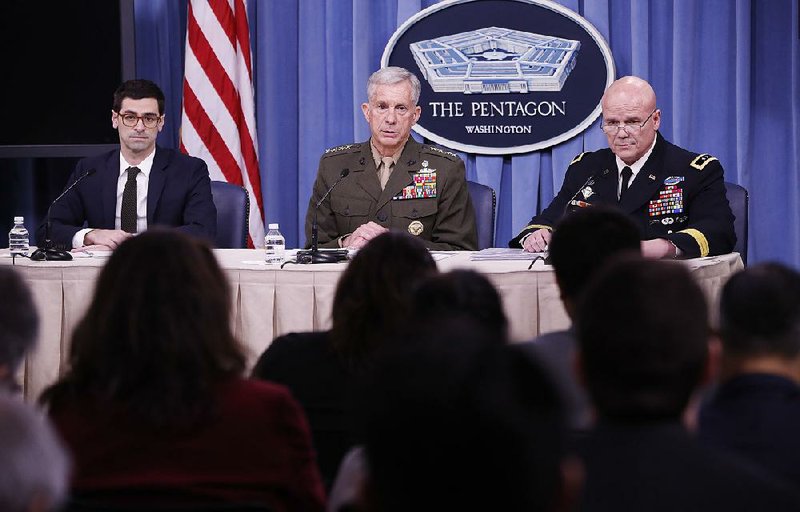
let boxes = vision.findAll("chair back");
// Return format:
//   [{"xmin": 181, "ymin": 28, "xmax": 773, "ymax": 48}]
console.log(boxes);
[
  {"xmin": 724, "ymin": 181, "xmax": 748, "ymax": 264},
  {"xmin": 210, "ymin": 181, "xmax": 250, "ymax": 248},
  {"xmin": 467, "ymin": 181, "xmax": 496, "ymax": 249}
]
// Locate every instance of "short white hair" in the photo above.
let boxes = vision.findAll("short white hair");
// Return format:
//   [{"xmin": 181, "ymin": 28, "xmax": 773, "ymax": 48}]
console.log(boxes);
[
  {"xmin": 367, "ymin": 67, "xmax": 422, "ymax": 105},
  {"xmin": 0, "ymin": 397, "xmax": 70, "ymax": 512}
]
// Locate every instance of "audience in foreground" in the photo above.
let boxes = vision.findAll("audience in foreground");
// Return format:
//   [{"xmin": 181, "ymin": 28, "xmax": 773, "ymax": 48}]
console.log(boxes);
[
  {"xmin": 698, "ymin": 262, "xmax": 800, "ymax": 488},
  {"xmin": 0, "ymin": 266, "xmax": 40, "ymax": 395},
  {"xmin": 252, "ymin": 232, "xmax": 438, "ymax": 490},
  {"xmin": 521, "ymin": 206, "xmax": 641, "ymax": 430},
  {"xmin": 0, "ymin": 395, "xmax": 70, "ymax": 512},
  {"xmin": 356, "ymin": 319, "xmax": 577, "ymax": 512},
  {"xmin": 575, "ymin": 257, "xmax": 800, "ymax": 511},
  {"xmin": 41, "ymin": 230, "xmax": 325, "ymax": 510}
]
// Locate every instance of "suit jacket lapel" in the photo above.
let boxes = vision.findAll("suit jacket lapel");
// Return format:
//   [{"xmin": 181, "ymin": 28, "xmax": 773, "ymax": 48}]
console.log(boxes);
[
  {"xmin": 618, "ymin": 135, "xmax": 667, "ymax": 213},
  {"xmin": 353, "ymin": 144, "xmax": 382, "ymax": 202},
  {"xmin": 102, "ymin": 151, "xmax": 120, "ymax": 228},
  {"xmin": 147, "ymin": 147, "xmax": 168, "ymax": 223}
]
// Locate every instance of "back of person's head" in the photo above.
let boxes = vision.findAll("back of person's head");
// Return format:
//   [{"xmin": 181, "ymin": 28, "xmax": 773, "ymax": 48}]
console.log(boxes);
[
  {"xmin": 577, "ymin": 257, "xmax": 709, "ymax": 422},
  {"xmin": 112, "ymin": 78, "xmax": 165, "ymax": 114},
  {"xmin": 550, "ymin": 206, "xmax": 641, "ymax": 304},
  {"xmin": 359, "ymin": 320, "xmax": 567, "ymax": 511},
  {"xmin": 330, "ymin": 231, "xmax": 437, "ymax": 365},
  {"xmin": 0, "ymin": 396, "xmax": 69, "ymax": 512},
  {"xmin": 0, "ymin": 267, "xmax": 38, "ymax": 393},
  {"xmin": 410, "ymin": 269, "xmax": 508, "ymax": 343},
  {"xmin": 719, "ymin": 262, "xmax": 800, "ymax": 359},
  {"xmin": 41, "ymin": 230, "xmax": 244, "ymax": 428}
]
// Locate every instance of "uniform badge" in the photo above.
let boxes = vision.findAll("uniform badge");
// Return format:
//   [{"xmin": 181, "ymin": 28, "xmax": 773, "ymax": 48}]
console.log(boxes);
[
  {"xmin": 664, "ymin": 176, "xmax": 684, "ymax": 186},
  {"xmin": 648, "ymin": 185, "xmax": 684, "ymax": 217},
  {"xmin": 408, "ymin": 220, "xmax": 424, "ymax": 236},
  {"xmin": 581, "ymin": 186, "xmax": 594, "ymax": 199},
  {"xmin": 690, "ymin": 154, "xmax": 718, "ymax": 171},
  {"xmin": 393, "ymin": 165, "xmax": 438, "ymax": 200}
]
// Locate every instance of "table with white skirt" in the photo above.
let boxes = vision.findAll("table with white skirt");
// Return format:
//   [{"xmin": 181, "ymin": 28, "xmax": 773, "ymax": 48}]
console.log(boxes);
[{"xmin": 1, "ymin": 249, "xmax": 744, "ymax": 400}]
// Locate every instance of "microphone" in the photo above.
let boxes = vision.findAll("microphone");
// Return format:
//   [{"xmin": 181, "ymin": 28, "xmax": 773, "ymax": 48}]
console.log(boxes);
[
  {"xmin": 30, "ymin": 168, "xmax": 96, "ymax": 261},
  {"xmin": 297, "ymin": 168, "xmax": 350, "ymax": 264}
]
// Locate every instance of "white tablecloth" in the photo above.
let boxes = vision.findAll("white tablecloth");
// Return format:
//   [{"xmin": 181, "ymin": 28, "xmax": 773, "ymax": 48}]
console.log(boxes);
[{"xmin": 1, "ymin": 250, "xmax": 743, "ymax": 400}]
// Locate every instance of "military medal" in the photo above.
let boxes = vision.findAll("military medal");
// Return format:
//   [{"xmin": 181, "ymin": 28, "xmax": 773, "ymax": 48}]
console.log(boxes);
[
  {"xmin": 408, "ymin": 220, "xmax": 424, "ymax": 236},
  {"xmin": 393, "ymin": 160, "xmax": 438, "ymax": 200}
]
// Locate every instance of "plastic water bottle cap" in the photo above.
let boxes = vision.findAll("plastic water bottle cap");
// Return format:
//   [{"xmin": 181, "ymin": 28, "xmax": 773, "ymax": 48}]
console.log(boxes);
[{"xmin": 268, "ymin": 223, "xmax": 279, "ymax": 229}]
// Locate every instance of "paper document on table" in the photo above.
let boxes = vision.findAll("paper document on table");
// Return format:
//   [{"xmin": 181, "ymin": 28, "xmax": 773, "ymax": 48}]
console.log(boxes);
[{"xmin": 470, "ymin": 248, "xmax": 547, "ymax": 261}]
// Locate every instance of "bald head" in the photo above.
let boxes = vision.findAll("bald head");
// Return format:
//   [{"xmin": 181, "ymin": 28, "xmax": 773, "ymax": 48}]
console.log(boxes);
[{"xmin": 601, "ymin": 76, "xmax": 661, "ymax": 165}]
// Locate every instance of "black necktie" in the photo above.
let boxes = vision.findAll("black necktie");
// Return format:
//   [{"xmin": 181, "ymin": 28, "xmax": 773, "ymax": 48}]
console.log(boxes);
[
  {"xmin": 619, "ymin": 166, "xmax": 633, "ymax": 201},
  {"xmin": 121, "ymin": 166, "xmax": 140, "ymax": 233}
]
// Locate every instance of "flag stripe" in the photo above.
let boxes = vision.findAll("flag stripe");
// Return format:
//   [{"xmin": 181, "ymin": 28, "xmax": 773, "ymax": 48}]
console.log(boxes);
[{"xmin": 182, "ymin": 0, "xmax": 264, "ymax": 247}]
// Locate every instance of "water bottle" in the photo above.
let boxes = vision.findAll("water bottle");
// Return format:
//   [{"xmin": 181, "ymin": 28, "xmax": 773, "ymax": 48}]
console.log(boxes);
[
  {"xmin": 264, "ymin": 223, "xmax": 285, "ymax": 265},
  {"xmin": 8, "ymin": 216, "xmax": 30, "ymax": 257}
]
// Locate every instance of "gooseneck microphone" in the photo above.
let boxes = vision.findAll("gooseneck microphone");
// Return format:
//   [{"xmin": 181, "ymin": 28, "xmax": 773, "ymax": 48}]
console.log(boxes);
[
  {"xmin": 297, "ymin": 168, "xmax": 351, "ymax": 264},
  {"xmin": 30, "ymin": 168, "xmax": 96, "ymax": 261}
]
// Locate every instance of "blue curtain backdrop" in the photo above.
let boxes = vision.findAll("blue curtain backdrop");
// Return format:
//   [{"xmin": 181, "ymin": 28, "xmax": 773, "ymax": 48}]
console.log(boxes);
[{"xmin": 134, "ymin": 0, "xmax": 800, "ymax": 267}]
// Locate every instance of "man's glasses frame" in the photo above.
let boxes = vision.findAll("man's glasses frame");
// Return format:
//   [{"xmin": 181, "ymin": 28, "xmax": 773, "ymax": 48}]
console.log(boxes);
[
  {"xmin": 600, "ymin": 109, "xmax": 657, "ymax": 135},
  {"xmin": 115, "ymin": 111, "xmax": 162, "ymax": 129}
]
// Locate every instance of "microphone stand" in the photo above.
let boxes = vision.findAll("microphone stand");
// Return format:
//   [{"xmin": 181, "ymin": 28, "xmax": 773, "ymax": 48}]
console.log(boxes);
[
  {"xmin": 297, "ymin": 169, "xmax": 350, "ymax": 264},
  {"xmin": 30, "ymin": 168, "xmax": 96, "ymax": 261}
]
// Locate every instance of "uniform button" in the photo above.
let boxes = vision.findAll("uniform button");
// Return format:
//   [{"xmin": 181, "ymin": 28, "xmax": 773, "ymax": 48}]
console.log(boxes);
[
  {"xmin": 667, "ymin": 230, "xmax": 673, "ymax": 234},
  {"xmin": 377, "ymin": 212, "xmax": 387, "ymax": 222}
]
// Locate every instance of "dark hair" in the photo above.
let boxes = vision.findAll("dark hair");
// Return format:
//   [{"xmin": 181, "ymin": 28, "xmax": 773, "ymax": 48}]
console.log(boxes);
[
  {"xmin": 410, "ymin": 269, "xmax": 508, "ymax": 343},
  {"xmin": 41, "ymin": 230, "xmax": 245, "ymax": 429},
  {"xmin": 360, "ymin": 324, "xmax": 566, "ymax": 512},
  {"xmin": 0, "ymin": 267, "xmax": 38, "ymax": 388},
  {"xmin": 112, "ymin": 79, "xmax": 165, "ymax": 115},
  {"xmin": 576, "ymin": 257, "xmax": 709, "ymax": 421},
  {"xmin": 330, "ymin": 231, "xmax": 437, "ymax": 367},
  {"xmin": 719, "ymin": 263, "xmax": 800, "ymax": 358},
  {"xmin": 550, "ymin": 205, "xmax": 641, "ymax": 301}
]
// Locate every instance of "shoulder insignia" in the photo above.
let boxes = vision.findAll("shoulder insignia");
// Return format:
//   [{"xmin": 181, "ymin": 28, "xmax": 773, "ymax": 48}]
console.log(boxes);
[
  {"xmin": 690, "ymin": 153, "xmax": 718, "ymax": 171},
  {"xmin": 424, "ymin": 145, "xmax": 459, "ymax": 161},
  {"xmin": 324, "ymin": 144, "xmax": 357, "ymax": 155},
  {"xmin": 570, "ymin": 152, "xmax": 587, "ymax": 165}
]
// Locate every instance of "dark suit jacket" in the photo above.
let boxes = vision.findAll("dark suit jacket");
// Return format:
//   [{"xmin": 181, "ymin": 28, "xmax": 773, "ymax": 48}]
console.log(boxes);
[
  {"xmin": 251, "ymin": 331, "xmax": 357, "ymax": 491},
  {"xmin": 698, "ymin": 373, "xmax": 800, "ymax": 488},
  {"xmin": 305, "ymin": 138, "xmax": 478, "ymax": 250},
  {"xmin": 510, "ymin": 133, "xmax": 735, "ymax": 257},
  {"xmin": 577, "ymin": 421, "xmax": 800, "ymax": 511},
  {"xmin": 37, "ymin": 146, "xmax": 216, "ymax": 247}
]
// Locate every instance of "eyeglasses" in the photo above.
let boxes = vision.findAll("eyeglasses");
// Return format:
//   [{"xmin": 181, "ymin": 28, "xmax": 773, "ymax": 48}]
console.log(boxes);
[
  {"xmin": 600, "ymin": 109, "xmax": 656, "ymax": 135},
  {"xmin": 115, "ymin": 111, "xmax": 162, "ymax": 128}
]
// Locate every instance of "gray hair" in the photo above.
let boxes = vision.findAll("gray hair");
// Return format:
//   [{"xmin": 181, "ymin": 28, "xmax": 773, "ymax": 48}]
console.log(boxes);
[
  {"xmin": 0, "ymin": 267, "xmax": 38, "ymax": 389},
  {"xmin": 367, "ymin": 67, "xmax": 422, "ymax": 105},
  {"xmin": 0, "ymin": 397, "xmax": 70, "ymax": 511}
]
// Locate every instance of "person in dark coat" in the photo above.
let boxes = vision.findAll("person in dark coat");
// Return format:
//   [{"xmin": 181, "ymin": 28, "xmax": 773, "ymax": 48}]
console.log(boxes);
[
  {"xmin": 698, "ymin": 263, "xmax": 800, "ymax": 488},
  {"xmin": 510, "ymin": 76, "xmax": 734, "ymax": 259}
]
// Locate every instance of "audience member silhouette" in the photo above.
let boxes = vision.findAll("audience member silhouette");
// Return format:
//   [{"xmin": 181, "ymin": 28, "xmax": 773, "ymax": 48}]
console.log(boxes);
[
  {"xmin": 409, "ymin": 269, "xmax": 508, "ymax": 342},
  {"xmin": 699, "ymin": 263, "xmax": 800, "ymax": 488},
  {"xmin": 0, "ymin": 267, "xmax": 39, "ymax": 395},
  {"xmin": 520, "ymin": 206, "xmax": 641, "ymax": 429},
  {"xmin": 252, "ymin": 231, "xmax": 438, "ymax": 489},
  {"xmin": 356, "ymin": 320, "xmax": 576, "ymax": 512},
  {"xmin": 0, "ymin": 395, "xmax": 70, "ymax": 512},
  {"xmin": 41, "ymin": 230, "xmax": 325, "ymax": 510},
  {"xmin": 574, "ymin": 257, "xmax": 800, "ymax": 511}
]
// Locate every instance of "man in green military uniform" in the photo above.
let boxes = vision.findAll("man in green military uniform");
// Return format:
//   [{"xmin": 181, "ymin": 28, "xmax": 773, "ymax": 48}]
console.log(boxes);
[
  {"xmin": 510, "ymin": 76, "xmax": 735, "ymax": 259},
  {"xmin": 304, "ymin": 67, "xmax": 478, "ymax": 251}
]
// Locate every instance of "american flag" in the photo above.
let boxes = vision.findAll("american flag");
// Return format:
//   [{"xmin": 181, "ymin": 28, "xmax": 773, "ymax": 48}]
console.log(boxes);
[{"xmin": 181, "ymin": 0, "xmax": 264, "ymax": 247}]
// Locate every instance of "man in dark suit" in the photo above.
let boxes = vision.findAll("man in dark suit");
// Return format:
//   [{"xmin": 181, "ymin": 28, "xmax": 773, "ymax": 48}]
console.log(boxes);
[
  {"xmin": 305, "ymin": 67, "xmax": 477, "ymax": 251},
  {"xmin": 698, "ymin": 263, "xmax": 800, "ymax": 488},
  {"xmin": 37, "ymin": 79, "xmax": 216, "ymax": 250},
  {"xmin": 510, "ymin": 76, "xmax": 735, "ymax": 259},
  {"xmin": 575, "ymin": 258, "xmax": 800, "ymax": 511},
  {"xmin": 520, "ymin": 206, "xmax": 641, "ymax": 430}
]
